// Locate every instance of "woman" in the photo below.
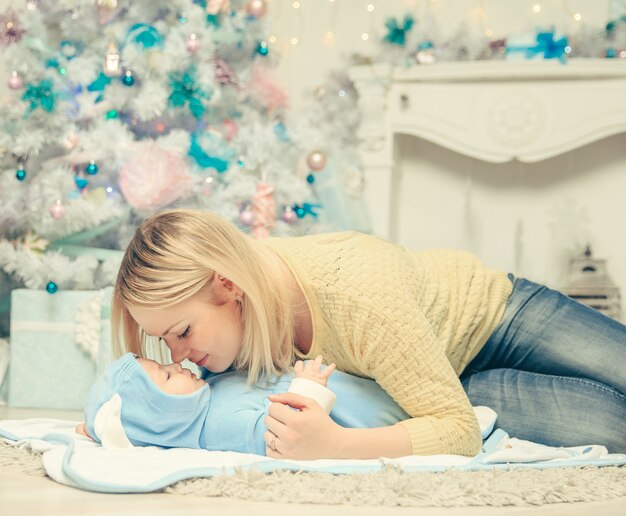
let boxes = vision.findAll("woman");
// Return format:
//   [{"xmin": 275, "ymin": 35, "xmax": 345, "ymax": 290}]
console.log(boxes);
[{"xmin": 112, "ymin": 209, "xmax": 626, "ymax": 459}]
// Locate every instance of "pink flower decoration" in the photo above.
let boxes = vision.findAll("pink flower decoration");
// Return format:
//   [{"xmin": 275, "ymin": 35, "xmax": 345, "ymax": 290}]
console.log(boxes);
[
  {"xmin": 246, "ymin": 62, "xmax": 289, "ymax": 113},
  {"xmin": 118, "ymin": 141, "xmax": 192, "ymax": 210}
]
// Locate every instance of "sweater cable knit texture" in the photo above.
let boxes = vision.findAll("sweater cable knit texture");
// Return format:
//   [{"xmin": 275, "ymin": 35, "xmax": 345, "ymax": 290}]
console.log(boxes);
[{"xmin": 266, "ymin": 232, "xmax": 512, "ymax": 456}]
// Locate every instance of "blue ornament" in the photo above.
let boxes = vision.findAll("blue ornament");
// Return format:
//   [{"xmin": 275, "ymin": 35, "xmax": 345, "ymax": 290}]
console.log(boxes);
[
  {"xmin": 273, "ymin": 122, "xmax": 290, "ymax": 142},
  {"xmin": 122, "ymin": 71, "xmax": 135, "ymax": 86},
  {"xmin": 22, "ymin": 79, "xmax": 57, "ymax": 113},
  {"xmin": 16, "ymin": 168, "xmax": 26, "ymax": 181},
  {"xmin": 60, "ymin": 40, "xmax": 83, "ymax": 60},
  {"xmin": 306, "ymin": 173, "xmax": 316, "ymax": 184},
  {"xmin": 605, "ymin": 48, "xmax": 617, "ymax": 58},
  {"xmin": 74, "ymin": 177, "xmax": 89, "ymax": 190},
  {"xmin": 256, "ymin": 41, "xmax": 269, "ymax": 56},
  {"xmin": 169, "ymin": 68, "xmax": 211, "ymax": 118},
  {"xmin": 46, "ymin": 281, "xmax": 58, "ymax": 294},
  {"xmin": 126, "ymin": 23, "xmax": 163, "ymax": 49},
  {"xmin": 85, "ymin": 161, "xmax": 99, "ymax": 175},
  {"xmin": 383, "ymin": 15, "xmax": 414, "ymax": 46}
]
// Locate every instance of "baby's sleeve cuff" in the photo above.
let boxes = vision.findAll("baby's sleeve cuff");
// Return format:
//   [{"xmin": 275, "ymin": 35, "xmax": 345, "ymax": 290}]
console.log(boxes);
[{"xmin": 288, "ymin": 377, "xmax": 336, "ymax": 414}]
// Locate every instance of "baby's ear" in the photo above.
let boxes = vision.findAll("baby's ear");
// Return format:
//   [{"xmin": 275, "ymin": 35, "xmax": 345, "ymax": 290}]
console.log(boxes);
[{"xmin": 75, "ymin": 422, "xmax": 94, "ymax": 440}]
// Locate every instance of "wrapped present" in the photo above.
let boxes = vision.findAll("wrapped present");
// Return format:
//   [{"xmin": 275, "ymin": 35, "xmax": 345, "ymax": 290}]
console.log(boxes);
[{"xmin": 9, "ymin": 288, "xmax": 113, "ymax": 410}]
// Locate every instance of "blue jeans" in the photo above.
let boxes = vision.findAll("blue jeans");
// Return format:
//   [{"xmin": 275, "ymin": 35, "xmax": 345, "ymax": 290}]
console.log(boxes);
[{"xmin": 461, "ymin": 276, "xmax": 626, "ymax": 453}]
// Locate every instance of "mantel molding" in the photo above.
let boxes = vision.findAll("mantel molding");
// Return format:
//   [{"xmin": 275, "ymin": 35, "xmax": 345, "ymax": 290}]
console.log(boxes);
[{"xmin": 349, "ymin": 59, "xmax": 626, "ymax": 239}]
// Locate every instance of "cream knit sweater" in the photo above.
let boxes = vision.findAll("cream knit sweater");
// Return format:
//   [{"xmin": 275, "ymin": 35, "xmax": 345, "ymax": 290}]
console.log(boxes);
[{"xmin": 266, "ymin": 232, "xmax": 512, "ymax": 456}]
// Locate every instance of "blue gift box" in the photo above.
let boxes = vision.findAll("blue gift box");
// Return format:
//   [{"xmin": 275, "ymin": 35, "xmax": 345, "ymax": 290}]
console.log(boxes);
[{"xmin": 9, "ymin": 288, "xmax": 113, "ymax": 410}]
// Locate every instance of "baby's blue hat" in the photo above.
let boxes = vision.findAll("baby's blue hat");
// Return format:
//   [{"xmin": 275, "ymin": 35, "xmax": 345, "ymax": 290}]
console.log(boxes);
[{"xmin": 84, "ymin": 353, "xmax": 212, "ymax": 449}]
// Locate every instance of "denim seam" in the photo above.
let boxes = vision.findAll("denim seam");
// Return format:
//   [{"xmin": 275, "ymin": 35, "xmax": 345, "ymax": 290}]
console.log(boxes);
[{"xmin": 545, "ymin": 374, "xmax": 626, "ymax": 403}]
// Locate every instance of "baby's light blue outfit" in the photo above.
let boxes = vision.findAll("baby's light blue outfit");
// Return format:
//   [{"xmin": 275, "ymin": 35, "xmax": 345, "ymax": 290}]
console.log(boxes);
[{"xmin": 84, "ymin": 353, "xmax": 409, "ymax": 455}]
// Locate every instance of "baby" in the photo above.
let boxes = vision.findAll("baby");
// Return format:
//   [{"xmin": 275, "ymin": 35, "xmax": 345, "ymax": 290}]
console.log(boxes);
[{"xmin": 78, "ymin": 353, "xmax": 410, "ymax": 455}]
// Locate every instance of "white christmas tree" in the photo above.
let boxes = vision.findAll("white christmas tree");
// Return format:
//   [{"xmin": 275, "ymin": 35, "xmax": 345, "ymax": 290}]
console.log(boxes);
[{"xmin": 0, "ymin": 0, "xmax": 369, "ymax": 335}]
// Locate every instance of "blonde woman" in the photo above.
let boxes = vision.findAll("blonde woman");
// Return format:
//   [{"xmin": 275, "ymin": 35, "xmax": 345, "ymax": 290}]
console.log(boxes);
[{"xmin": 112, "ymin": 209, "xmax": 626, "ymax": 459}]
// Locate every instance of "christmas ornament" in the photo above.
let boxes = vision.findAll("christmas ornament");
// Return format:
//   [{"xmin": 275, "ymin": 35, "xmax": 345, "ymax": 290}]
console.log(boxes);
[
  {"xmin": 49, "ymin": 199, "xmax": 66, "ymax": 220},
  {"xmin": 247, "ymin": 62, "xmax": 288, "ymax": 112},
  {"xmin": 256, "ymin": 41, "xmax": 269, "ymax": 56},
  {"xmin": 239, "ymin": 206, "xmax": 255, "ymax": 226},
  {"xmin": 186, "ymin": 33, "xmax": 200, "ymax": 54},
  {"xmin": 414, "ymin": 41, "xmax": 436, "ymax": 65},
  {"xmin": 306, "ymin": 173, "xmax": 315, "ymax": 184},
  {"xmin": 96, "ymin": 0, "xmax": 121, "ymax": 25},
  {"xmin": 215, "ymin": 59, "xmax": 239, "ymax": 87},
  {"xmin": 22, "ymin": 79, "xmax": 56, "ymax": 112},
  {"xmin": 15, "ymin": 168, "xmax": 26, "ymax": 181},
  {"xmin": 251, "ymin": 182, "xmax": 276, "ymax": 238},
  {"xmin": 118, "ymin": 141, "xmax": 191, "ymax": 210},
  {"xmin": 46, "ymin": 281, "xmax": 58, "ymax": 294},
  {"xmin": 85, "ymin": 160, "xmax": 99, "ymax": 175},
  {"xmin": 206, "ymin": 0, "xmax": 231, "ymax": 15},
  {"xmin": 246, "ymin": 0, "xmax": 267, "ymax": 18},
  {"xmin": 0, "ymin": 9, "xmax": 25, "ymax": 47},
  {"xmin": 306, "ymin": 149, "xmax": 327, "ymax": 171},
  {"xmin": 383, "ymin": 15, "xmax": 414, "ymax": 46},
  {"xmin": 127, "ymin": 23, "xmax": 163, "ymax": 49},
  {"xmin": 60, "ymin": 40, "xmax": 83, "ymax": 60},
  {"xmin": 74, "ymin": 176, "xmax": 89, "ymax": 190},
  {"xmin": 8, "ymin": 70, "xmax": 23, "ymax": 90},
  {"xmin": 169, "ymin": 67, "xmax": 211, "ymax": 118},
  {"xmin": 281, "ymin": 206, "xmax": 298, "ymax": 224},
  {"xmin": 26, "ymin": 0, "xmax": 39, "ymax": 10},
  {"xmin": 103, "ymin": 42, "xmax": 123, "ymax": 77},
  {"xmin": 122, "ymin": 69, "xmax": 135, "ymax": 86},
  {"xmin": 293, "ymin": 203, "xmax": 321, "ymax": 219}
]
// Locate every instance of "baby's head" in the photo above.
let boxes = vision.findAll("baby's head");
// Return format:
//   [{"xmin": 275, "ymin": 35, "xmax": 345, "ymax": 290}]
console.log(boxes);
[{"xmin": 83, "ymin": 353, "xmax": 211, "ymax": 448}]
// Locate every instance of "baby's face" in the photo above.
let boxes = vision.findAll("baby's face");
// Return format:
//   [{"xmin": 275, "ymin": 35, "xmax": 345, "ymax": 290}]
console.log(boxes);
[{"xmin": 137, "ymin": 358, "xmax": 206, "ymax": 395}]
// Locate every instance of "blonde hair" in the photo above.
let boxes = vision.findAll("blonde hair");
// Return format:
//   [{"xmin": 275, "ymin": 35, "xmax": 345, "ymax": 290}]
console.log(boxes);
[{"xmin": 112, "ymin": 209, "xmax": 295, "ymax": 383}]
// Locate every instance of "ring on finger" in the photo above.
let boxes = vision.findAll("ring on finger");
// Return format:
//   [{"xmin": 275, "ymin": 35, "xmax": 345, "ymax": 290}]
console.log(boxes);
[{"xmin": 269, "ymin": 435, "xmax": 277, "ymax": 451}]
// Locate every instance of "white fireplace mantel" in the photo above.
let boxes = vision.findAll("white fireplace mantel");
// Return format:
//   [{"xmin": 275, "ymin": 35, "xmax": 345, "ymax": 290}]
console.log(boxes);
[{"xmin": 348, "ymin": 59, "xmax": 626, "ymax": 240}]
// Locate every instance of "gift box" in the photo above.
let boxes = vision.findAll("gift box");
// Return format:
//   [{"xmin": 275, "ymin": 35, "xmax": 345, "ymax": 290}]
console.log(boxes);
[{"xmin": 9, "ymin": 288, "xmax": 113, "ymax": 410}]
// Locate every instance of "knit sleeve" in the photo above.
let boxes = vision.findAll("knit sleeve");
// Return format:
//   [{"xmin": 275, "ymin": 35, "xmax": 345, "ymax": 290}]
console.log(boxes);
[{"xmin": 355, "ymin": 300, "xmax": 482, "ymax": 456}]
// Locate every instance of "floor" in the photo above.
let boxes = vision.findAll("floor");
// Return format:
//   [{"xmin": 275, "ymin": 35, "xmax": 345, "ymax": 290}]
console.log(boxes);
[{"xmin": 0, "ymin": 406, "xmax": 624, "ymax": 516}]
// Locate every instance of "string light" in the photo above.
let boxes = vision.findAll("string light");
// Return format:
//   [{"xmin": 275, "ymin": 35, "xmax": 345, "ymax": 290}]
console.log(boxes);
[
  {"xmin": 292, "ymin": 1, "xmax": 300, "ymax": 8},
  {"xmin": 366, "ymin": 4, "xmax": 374, "ymax": 12},
  {"xmin": 269, "ymin": 35, "xmax": 277, "ymax": 43},
  {"xmin": 573, "ymin": 13, "xmax": 582, "ymax": 21},
  {"xmin": 532, "ymin": 4, "xmax": 542, "ymax": 14},
  {"xmin": 290, "ymin": 37, "xmax": 298, "ymax": 45},
  {"xmin": 326, "ymin": 31, "xmax": 334, "ymax": 39},
  {"xmin": 361, "ymin": 33, "xmax": 369, "ymax": 40}
]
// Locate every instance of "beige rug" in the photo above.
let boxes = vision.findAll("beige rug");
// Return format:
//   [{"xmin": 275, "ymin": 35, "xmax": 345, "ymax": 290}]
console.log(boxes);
[{"xmin": 1, "ymin": 441, "xmax": 624, "ymax": 507}]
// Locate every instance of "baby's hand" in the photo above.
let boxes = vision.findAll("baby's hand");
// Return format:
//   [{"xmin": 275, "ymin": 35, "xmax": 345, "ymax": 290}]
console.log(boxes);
[{"xmin": 294, "ymin": 354, "xmax": 336, "ymax": 387}]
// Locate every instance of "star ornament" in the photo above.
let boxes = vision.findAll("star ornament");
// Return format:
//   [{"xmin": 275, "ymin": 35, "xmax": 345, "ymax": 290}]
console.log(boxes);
[{"xmin": 0, "ymin": 9, "xmax": 26, "ymax": 47}]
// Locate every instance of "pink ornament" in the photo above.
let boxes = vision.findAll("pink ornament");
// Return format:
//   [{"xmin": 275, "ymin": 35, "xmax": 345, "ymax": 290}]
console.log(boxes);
[
  {"xmin": 251, "ymin": 182, "xmax": 276, "ymax": 238},
  {"xmin": 246, "ymin": 0, "xmax": 267, "ymax": 18},
  {"xmin": 281, "ymin": 206, "xmax": 298, "ymax": 224},
  {"xmin": 221, "ymin": 119, "xmax": 238, "ymax": 141},
  {"xmin": 118, "ymin": 141, "xmax": 192, "ymax": 210},
  {"xmin": 49, "ymin": 200, "xmax": 66, "ymax": 220},
  {"xmin": 8, "ymin": 70, "xmax": 23, "ymax": 90},
  {"xmin": 246, "ymin": 62, "xmax": 289, "ymax": 113},
  {"xmin": 186, "ymin": 33, "xmax": 200, "ymax": 54},
  {"xmin": 215, "ymin": 59, "xmax": 239, "ymax": 88},
  {"xmin": 206, "ymin": 0, "xmax": 230, "ymax": 15},
  {"xmin": 306, "ymin": 149, "xmax": 327, "ymax": 171},
  {"xmin": 239, "ymin": 207, "xmax": 256, "ymax": 226}
]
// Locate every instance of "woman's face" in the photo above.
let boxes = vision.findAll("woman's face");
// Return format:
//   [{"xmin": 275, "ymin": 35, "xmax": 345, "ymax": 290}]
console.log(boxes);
[{"xmin": 127, "ymin": 275, "xmax": 243, "ymax": 373}]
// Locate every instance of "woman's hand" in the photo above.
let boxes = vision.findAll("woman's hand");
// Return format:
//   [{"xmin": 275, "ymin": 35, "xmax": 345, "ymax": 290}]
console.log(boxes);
[{"xmin": 264, "ymin": 392, "xmax": 345, "ymax": 459}]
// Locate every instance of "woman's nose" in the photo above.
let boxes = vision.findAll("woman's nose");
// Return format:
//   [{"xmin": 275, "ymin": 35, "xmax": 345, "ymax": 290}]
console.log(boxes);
[{"xmin": 166, "ymin": 339, "xmax": 190, "ymax": 363}]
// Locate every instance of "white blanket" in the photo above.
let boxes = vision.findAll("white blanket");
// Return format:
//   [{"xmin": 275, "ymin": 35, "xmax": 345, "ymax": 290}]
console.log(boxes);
[{"xmin": 1, "ymin": 417, "xmax": 624, "ymax": 494}]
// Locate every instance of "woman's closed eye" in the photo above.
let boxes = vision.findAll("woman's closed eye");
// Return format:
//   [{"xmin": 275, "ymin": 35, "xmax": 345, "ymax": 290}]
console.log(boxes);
[{"xmin": 177, "ymin": 325, "xmax": 191, "ymax": 340}]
